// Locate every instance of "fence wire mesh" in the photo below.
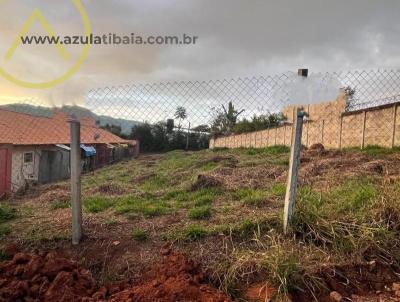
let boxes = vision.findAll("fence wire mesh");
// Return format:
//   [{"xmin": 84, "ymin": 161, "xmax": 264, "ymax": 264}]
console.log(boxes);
[{"xmin": 1, "ymin": 69, "xmax": 400, "ymax": 197}]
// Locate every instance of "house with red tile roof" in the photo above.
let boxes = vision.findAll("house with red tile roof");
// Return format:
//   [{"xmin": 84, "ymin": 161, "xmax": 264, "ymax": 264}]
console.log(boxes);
[{"xmin": 0, "ymin": 109, "xmax": 139, "ymax": 195}]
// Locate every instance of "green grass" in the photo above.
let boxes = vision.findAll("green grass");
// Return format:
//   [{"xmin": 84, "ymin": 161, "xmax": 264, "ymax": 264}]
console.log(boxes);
[
  {"xmin": 244, "ymin": 145, "xmax": 290, "ymax": 156},
  {"xmin": 0, "ymin": 249, "xmax": 11, "ymax": 261},
  {"xmin": 344, "ymin": 145, "xmax": 400, "ymax": 156},
  {"xmin": 167, "ymin": 224, "xmax": 208, "ymax": 241},
  {"xmin": 141, "ymin": 174, "xmax": 169, "ymax": 191},
  {"xmin": 164, "ymin": 188, "xmax": 219, "ymax": 208},
  {"xmin": 51, "ymin": 200, "xmax": 71, "ymax": 210},
  {"xmin": 132, "ymin": 229, "xmax": 149, "ymax": 241},
  {"xmin": 269, "ymin": 183, "xmax": 287, "ymax": 198},
  {"xmin": 0, "ymin": 224, "xmax": 11, "ymax": 239},
  {"xmin": 235, "ymin": 188, "xmax": 267, "ymax": 206},
  {"xmin": 212, "ymin": 217, "xmax": 281, "ymax": 239},
  {"xmin": 292, "ymin": 178, "xmax": 392, "ymax": 253},
  {"xmin": 200, "ymin": 161, "xmax": 219, "ymax": 171},
  {"xmin": 115, "ymin": 196, "xmax": 170, "ymax": 217},
  {"xmin": 84, "ymin": 196, "xmax": 115, "ymax": 213},
  {"xmin": 188, "ymin": 206, "xmax": 212, "ymax": 219},
  {"xmin": 0, "ymin": 204, "xmax": 16, "ymax": 223}
]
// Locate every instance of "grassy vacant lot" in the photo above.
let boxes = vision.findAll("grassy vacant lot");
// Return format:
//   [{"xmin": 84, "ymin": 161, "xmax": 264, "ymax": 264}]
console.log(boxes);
[{"xmin": 1, "ymin": 145, "xmax": 400, "ymax": 300}]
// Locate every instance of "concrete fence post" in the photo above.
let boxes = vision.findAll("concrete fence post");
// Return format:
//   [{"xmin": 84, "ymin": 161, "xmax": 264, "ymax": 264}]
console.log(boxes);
[
  {"xmin": 70, "ymin": 116, "xmax": 82, "ymax": 245},
  {"xmin": 361, "ymin": 111, "xmax": 367, "ymax": 149},
  {"xmin": 392, "ymin": 104, "xmax": 398, "ymax": 148},
  {"xmin": 339, "ymin": 115, "xmax": 343, "ymax": 149},
  {"xmin": 283, "ymin": 108, "xmax": 305, "ymax": 234},
  {"xmin": 186, "ymin": 122, "xmax": 191, "ymax": 150}
]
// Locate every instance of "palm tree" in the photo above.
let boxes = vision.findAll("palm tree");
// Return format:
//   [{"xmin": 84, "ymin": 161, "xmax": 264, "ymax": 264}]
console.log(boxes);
[{"xmin": 174, "ymin": 106, "xmax": 187, "ymax": 129}]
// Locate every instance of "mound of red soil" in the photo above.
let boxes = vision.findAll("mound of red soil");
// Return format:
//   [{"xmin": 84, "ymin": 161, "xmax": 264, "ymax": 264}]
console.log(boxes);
[
  {"xmin": 0, "ymin": 249, "xmax": 231, "ymax": 302},
  {"xmin": 109, "ymin": 249, "xmax": 231, "ymax": 302}
]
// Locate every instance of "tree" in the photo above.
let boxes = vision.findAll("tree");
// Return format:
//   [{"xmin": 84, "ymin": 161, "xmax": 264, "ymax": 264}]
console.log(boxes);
[
  {"xmin": 210, "ymin": 102, "xmax": 245, "ymax": 136},
  {"xmin": 344, "ymin": 86, "xmax": 356, "ymax": 110},
  {"xmin": 101, "ymin": 123, "xmax": 123, "ymax": 137},
  {"xmin": 233, "ymin": 112, "xmax": 286, "ymax": 134},
  {"xmin": 222, "ymin": 102, "xmax": 245, "ymax": 133},
  {"xmin": 130, "ymin": 123, "xmax": 154, "ymax": 152},
  {"xmin": 192, "ymin": 124, "xmax": 211, "ymax": 133},
  {"xmin": 174, "ymin": 106, "xmax": 187, "ymax": 129}
]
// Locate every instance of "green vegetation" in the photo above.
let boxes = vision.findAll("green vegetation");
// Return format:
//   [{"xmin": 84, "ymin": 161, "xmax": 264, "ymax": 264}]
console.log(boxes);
[
  {"xmin": 269, "ymin": 183, "xmax": 286, "ymax": 198},
  {"xmin": 0, "ymin": 225, "xmax": 11, "ymax": 239},
  {"xmin": 51, "ymin": 200, "xmax": 71, "ymax": 210},
  {"xmin": 244, "ymin": 145, "xmax": 290, "ymax": 155},
  {"xmin": 168, "ymin": 224, "xmax": 208, "ymax": 241},
  {"xmin": 293, "ymin": 178, "xmax": 395, "ymax": 254},
  {"xmin": 132, "ymin": 229, "xmax": 149, "ymax": 241},
  {"xmin": 115, "ymin": 196, "xmax": 170, "ymax": 217},
  {"xmin": 84, "ymin": 197, "xmax": 115, "ymax": 213},
  {"xmin": 188, "ymin": 206, "xmax": 212, "ymax": 219},
  {"xmin": 0, "ymin": 204, "xmax": 16, "ymax": 223},
  {"xmin": 3, "ymin": 146, "xmax": 400, "ymax": 300},
  {"xmin": 235, "ymin": 188, "xmax": 266, "ymax": 206},
  {"xmin": 344, "ymin": 145, "xmax": 400, "ymax": 156}
]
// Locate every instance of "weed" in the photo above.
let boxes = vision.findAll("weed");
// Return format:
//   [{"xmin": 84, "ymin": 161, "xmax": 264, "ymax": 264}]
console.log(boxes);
[
  {"xmin": 141, "ymin": 174, "xmax": 169, "ymax": 191},
  {"xmin": 167, "ymin": 224, "xmax": 208, "ymax": 241},
  {"xmin": 0, "ymin": 224, "xmax": 11, "ymax": 239},
  {"xmin": 236, "ymin": 188, "xmax": 266, "ymax": 206},
  {"xmin": 115, "ymin": 196, "xmax": 169, "ymax": 217},
  {"xmin": 245, "ymin": 145, "xmax": 290, "ymax": 156},
  {"xmin": 51, "ymin": 200, "xmax": 71, "ymax": 210},
  {"xmin": 132, "ymin": 229, "xmax": 149, "ymax": 241},
  {"xmin": 0, "ymin": 204, "xmax": 16, "ymax": 223},
  {"xmin": 344, "ymin": 145, "xmax": 400, "ymax": 156},
  {"xmin": 188, "ymin": 206, "xmax": 212, "ymax": 219},
  {"xmin": 84, "ymin": 197, "xmax": 114, "ymax": 213},
  {"xmin": 276, "ymin": 159, "xmax": 290, "ymax": 167},
  {"xmin": 211, "ymin": 147, "xmax": 229, "ymax": 152},
  {"xmin": 269, "ymin": 183, "xmax": 286, "ymax": 198},
  {"xmin": 200, "ymin": 162, "xmax": 219, "ymax": 171},
  {"xmin": 0, "ymin": 249, "xmax": 11, "ymax": 261}
]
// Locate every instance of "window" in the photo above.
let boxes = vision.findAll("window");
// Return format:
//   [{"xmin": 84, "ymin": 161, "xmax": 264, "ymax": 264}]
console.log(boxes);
[{"xmin": 23, "ymin": 152, "xmax": 33, "ymax": 163}]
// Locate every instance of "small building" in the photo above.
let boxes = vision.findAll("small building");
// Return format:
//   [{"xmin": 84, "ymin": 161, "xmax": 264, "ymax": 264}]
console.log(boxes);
[{"xmin": 0, "ymin": 109, "xmax": 139, "ymax": 196}]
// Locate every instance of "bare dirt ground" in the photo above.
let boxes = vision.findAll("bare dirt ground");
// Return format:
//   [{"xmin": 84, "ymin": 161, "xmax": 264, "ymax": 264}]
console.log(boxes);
[{"xmin": 1, "ymin": 146, "xmax": 400, "ymax": 301}]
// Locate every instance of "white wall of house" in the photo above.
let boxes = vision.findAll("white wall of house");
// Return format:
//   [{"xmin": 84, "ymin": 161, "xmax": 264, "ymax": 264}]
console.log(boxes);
[{"xmin": 11, "ymin": 146, "xmax": 42, "ymax": 192}]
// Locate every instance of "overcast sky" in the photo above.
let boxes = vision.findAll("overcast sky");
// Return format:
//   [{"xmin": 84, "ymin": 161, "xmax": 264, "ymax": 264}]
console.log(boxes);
[{"xmin": 0, "ymin": 0, "xmax": 399, "ymax": 109}]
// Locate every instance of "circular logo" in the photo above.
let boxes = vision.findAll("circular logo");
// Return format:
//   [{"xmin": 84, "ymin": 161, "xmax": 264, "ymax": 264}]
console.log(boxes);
[{"xmin": 0, "ymin": 0, "xmax": 91, "ymax": 89}]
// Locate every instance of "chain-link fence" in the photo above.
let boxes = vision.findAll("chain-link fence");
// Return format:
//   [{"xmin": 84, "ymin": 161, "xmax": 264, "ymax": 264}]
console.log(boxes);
[{"xmin": 1, "ymin": 69, "xmax": 400, "ymax": 197}]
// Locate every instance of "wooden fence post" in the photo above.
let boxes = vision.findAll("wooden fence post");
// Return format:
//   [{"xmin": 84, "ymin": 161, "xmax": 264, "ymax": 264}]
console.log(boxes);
[
  {"xmin": 70, "ymin": 116, "xmax": 82, "ymax": 245},
  {"xmin": 283, "ymin": 109, "xmax": 305, "ymax": 234}
]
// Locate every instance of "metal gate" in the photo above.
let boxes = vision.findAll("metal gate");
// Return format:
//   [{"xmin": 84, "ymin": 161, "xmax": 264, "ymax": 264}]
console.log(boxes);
[{"xmin": 0, "ymin": 146, "xmax": 12, "ymax": 197}]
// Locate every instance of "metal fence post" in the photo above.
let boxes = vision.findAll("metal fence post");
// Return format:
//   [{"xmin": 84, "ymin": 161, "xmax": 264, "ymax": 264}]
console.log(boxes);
[
  {"xmin": 283, "ymin": 108, "xmax": 305, "ymax": 234},
  {"xmin": 70, "ymin": 116, "xmax": 82, "ymax": 245}
]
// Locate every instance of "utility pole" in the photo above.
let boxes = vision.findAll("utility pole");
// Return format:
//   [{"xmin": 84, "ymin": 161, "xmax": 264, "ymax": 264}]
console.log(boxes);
[{"xmin": 70, "ymin": 115, "xmax": 82, "ymax": 245}]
